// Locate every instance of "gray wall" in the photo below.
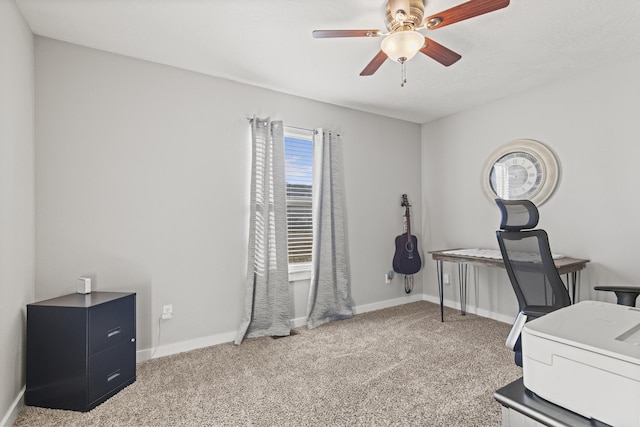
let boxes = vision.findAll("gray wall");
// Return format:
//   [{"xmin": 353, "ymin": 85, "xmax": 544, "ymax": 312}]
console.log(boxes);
[
  {"xmin": 34, "ymin": 38, "xmax": 423, "ymax": 358},
  {"xmin": 8, "ymin": 12, "xmax": 640, "ymax": 423},
  {"xmin": 0, "ymin": 1, "xmax": 35, "ymax": 424},
  {"xmin": 421, "ymin": 55, "xmax": 640, "ymax": 319}
]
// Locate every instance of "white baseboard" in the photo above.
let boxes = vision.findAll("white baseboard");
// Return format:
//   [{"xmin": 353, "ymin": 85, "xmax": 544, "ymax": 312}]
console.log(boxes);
[
  {"xmin": 291, "ymin": 316, "xmax": 307, "ymax": 328},
  {"xmin": 137, "ymin": 330, "xmax": 237, "ymax": 362},
  {"xmin": 136, "ymin": 293, "xmax": 514, "ymax": 363},
  {"xmin": 352, "ymin": 293, "xmax": 424, "ymax": 315},
  {"xmin": 421, "ymin": 294, "xmax": 515, "ymax": 324},
  {"xmin": 1, "ymin": 386, "xmax": 24, "ymax": 427},
  {"xmin": 139, "ymin": 293, "xmax": 425, "ymax": 362}
]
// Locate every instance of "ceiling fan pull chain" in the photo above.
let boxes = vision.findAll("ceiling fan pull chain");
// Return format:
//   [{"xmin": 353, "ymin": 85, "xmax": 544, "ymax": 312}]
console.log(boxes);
[{"xmin": 401, "ymin": 60, "xmax": 407, "ymax": 87}]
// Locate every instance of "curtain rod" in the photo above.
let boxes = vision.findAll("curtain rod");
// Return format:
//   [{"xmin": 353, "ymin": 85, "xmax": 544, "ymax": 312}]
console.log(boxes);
[
  {"xmin": 246, "ymin": 117, "xmax": 317, "ymax": 134},
  {"xmin": 286, "ymin": 124, "xmax": 318, "ymax": 135}
]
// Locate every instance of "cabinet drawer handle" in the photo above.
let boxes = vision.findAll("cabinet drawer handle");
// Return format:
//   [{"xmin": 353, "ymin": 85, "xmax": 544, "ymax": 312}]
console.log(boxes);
[
  {"xmin": 107, "ymin": 370, "xmax": 121, "ymax": 382},
  {"xmin": 107, "ymin": 327, "xmax": 121, "ymax": 338}
]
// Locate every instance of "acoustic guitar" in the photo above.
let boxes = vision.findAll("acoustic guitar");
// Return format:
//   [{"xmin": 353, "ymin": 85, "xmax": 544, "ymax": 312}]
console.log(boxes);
[{"xmin": 392, "ymin": 194, "xmax": 422, "ymax": 275}]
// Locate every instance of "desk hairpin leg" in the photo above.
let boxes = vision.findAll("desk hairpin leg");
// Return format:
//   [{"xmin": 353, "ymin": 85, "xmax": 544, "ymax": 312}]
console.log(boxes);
[
  {"xmin": 436, "ymin": 260, "xmax": 468, "ymax": 321},
  {"xmin": 473, "ymin": 266, "xmax": 480, "ymax": 312},
  {"xmin": 566, "ymin": 271, "xmax": 581, "ymax": 303},
  {"xmin": 458, "ymin": 263, "xmax": 468, "ymax": 315},
  {"xmin": 436, "ymin": 260, "xmax": 444, "ymax": 322}
]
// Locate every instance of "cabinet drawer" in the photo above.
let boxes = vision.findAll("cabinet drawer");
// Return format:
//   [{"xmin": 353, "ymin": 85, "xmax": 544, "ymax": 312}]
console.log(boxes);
[
  {"xmin": 89, "ymin": 340, "xmax": 135, "ymax": 404},
  {"xmin": 89, "ymin": 294, "xmax": 135, "ymax": 354}
]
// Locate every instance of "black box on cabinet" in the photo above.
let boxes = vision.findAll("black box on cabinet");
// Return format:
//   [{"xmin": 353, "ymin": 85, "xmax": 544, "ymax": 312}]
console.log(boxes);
[{"xmin": 26, "ymin": 292, "xmax": 136, "ymax": 412}]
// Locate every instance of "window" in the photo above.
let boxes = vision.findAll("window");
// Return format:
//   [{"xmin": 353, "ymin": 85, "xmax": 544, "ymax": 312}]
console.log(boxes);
[{"xmin": 284, "ymin": 130, "xmax": 313, "ymax": 275}]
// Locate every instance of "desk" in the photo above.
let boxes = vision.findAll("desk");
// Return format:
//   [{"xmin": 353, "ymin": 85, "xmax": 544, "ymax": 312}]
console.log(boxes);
[{"xmin": 429, "ymin": 248, "xmax": 590, "ymax": 322}]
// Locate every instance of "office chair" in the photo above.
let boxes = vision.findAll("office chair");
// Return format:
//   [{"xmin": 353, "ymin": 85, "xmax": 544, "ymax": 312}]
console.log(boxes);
[{"xmin": 495, "ymin": 199, "xmax": 572, "ymax": 367}]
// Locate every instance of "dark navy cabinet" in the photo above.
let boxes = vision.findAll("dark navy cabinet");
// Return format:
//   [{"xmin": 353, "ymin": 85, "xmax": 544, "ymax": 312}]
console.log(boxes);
[{"xmin": 26, "ymin": 292, "xmax": 136, "ymax": 412}]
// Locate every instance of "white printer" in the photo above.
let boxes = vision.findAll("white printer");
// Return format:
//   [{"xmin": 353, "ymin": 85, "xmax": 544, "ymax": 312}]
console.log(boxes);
[{"xmin": 522, "ymin": 301, "xmax": 640, "ymax": 427}]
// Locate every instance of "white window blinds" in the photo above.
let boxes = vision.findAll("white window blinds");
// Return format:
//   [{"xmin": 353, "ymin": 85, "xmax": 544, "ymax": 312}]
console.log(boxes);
[{"xmin": 284, "ymin": 134, "xmax": 313, "ymax": 264}]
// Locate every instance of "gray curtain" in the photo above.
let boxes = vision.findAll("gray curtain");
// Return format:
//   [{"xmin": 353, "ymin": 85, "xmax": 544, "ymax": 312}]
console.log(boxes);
[
  {"xmin": 235, "ymin": 117, "xmax": 290, "ymax": 345},
  {"xmin": 306, "ymin": 129, "xmax": 353, "ymax": 329}
]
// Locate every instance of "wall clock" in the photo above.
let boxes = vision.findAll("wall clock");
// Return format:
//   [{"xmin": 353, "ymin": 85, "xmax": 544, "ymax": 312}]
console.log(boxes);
[{"xmin": 482, "ymin": 139, "xmax": 560, "ymax": 206}]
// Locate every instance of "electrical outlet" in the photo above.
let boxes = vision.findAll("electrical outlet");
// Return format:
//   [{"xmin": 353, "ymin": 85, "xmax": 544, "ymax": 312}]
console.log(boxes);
[
  {"xmin": 385, "ymin": 271, "xmax": 394, "ymax": 284},
  {"xmin": 443, "ymin": 274, "xmax": 450, "ymax": 285},
  {"xmin": 161, "ymin": 304, "xmax": 173, "ymax": 320}
]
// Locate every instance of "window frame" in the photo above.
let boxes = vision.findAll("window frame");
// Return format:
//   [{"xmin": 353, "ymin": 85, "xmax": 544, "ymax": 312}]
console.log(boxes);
[{"xmin": 284, "ymin": 128, "xmax": 314, "ymax": 281}]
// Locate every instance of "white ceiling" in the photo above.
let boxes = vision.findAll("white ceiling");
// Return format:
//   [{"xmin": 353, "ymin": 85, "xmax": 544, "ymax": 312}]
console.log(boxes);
[{"xmin": 15, "ymin": 0, "xmax": 640, "ymax": 124}]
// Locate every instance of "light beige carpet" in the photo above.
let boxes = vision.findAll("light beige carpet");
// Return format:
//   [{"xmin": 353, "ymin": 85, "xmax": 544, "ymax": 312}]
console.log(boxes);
[{"xmin": 14, "ymin": 301, "xmax": 522, "ymax": 426}]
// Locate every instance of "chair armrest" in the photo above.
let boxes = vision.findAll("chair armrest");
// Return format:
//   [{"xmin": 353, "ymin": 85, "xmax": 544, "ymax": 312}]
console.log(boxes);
[
  {"xmin": 505, "ymin": 312, "xmax": 528, "ymax": 351},
  {"xmin": 594, "ymin": 286, "xmax": 640, "ymax": 307},
  {"xmin": 594, "ymin": 285, "xmax": 640, "ymax": 292},
  {"xmin": 522, "ymin": 305, "xmax": 559, "ymax": 319},
  {"xmin": 506, "ymin": 306, "xmax": 565, "ymax": 351}
]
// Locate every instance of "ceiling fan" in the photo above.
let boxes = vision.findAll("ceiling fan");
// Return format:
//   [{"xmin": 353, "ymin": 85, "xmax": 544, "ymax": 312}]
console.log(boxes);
[{"xmin": 312, "ymin": 0, "xmax": 510, "ymax": 86}]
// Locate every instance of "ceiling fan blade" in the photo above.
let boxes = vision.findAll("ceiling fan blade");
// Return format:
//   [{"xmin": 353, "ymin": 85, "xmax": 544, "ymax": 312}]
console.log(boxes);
[
  {"xmin": 312, "ymin": 29, "xmax": 382, "ymax": 38},
  {"xmin": 360, "ymin": 50, "xmax": 388, "ymax": 76},
  {"xmin": 419, "ymin": 37, "xmax": 461, "ymax": 66},
  {"xmin": 425, "ymin": 0, "xmax": 509, "ymax": 30}
]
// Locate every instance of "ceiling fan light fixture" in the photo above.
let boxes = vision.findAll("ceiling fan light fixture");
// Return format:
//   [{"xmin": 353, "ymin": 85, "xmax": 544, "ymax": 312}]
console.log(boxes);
[{"xmin": 380, "ymin": 30, "xmax": 425, "ymax": 63}]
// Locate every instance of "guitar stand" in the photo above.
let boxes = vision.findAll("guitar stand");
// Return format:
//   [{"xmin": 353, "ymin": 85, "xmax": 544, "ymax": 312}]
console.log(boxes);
[{"xmin": 404, "ymin": 274, "xmax": 413, "ymax": 294}]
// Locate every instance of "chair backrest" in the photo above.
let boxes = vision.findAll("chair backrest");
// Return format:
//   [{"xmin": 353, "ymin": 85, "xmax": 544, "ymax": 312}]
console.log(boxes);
[{"xmin": 495, "ymin": 199, "xmax": 571, "ymax": 311}]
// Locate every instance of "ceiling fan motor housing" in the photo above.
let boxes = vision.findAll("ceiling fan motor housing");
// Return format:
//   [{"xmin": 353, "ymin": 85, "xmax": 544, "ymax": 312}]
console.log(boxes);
[{"xmin": 385, "ymin": 0, "xmax": 426, "ymax": 32}]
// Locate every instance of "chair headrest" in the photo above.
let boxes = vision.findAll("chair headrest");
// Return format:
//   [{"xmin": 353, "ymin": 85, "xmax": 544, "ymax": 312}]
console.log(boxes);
[{"xmin": 495, "ymin": 199, "xmax": 539, "ymax": 231}]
